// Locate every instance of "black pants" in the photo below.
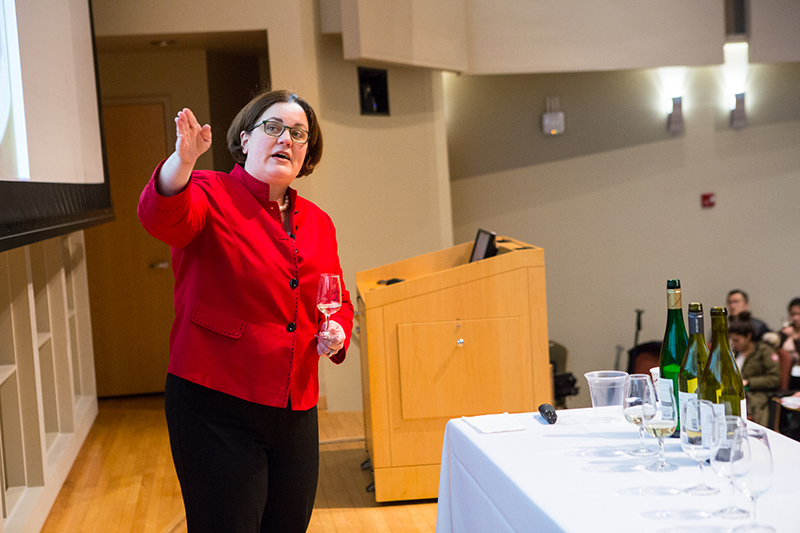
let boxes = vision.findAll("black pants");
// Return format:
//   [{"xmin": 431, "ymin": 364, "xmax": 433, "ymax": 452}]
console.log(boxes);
[{"xmin": 164, "ymin": 374, "xmax": 319, "ymax": 533}]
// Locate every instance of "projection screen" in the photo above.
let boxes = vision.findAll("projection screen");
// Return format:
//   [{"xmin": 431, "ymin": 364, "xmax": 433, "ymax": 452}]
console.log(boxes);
[{"xmin": 0, "ymin": 0, "xmax": 113, "ymax": 252}]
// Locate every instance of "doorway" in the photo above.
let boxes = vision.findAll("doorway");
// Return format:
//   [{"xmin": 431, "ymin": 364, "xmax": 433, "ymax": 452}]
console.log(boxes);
[{"xmin": 85, "ymin": 103, "xmax": 173, "ymax": 397}]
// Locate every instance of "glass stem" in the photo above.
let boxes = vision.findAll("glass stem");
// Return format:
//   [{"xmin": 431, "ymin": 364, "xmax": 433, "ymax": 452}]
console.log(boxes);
[
  {"xmin": 751, "ymin": 497, "xmax": 758, "ymax": 526},
  {"xmin": 696, "ymin": 458, "xmax": 704, "ymax": 481},
  {"xmin": 657, "ymin": 437, "xmax": 666, "ymax": 466}
]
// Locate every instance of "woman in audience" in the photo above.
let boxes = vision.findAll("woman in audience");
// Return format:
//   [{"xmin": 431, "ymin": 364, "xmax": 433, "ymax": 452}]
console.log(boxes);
[
  {"xmin": 780, "ymin": 298, "xmax": 800, "ymax": 367},
  {"xmin": 729, "ymin": 312, "xmax": 781, "ymax": 426}
]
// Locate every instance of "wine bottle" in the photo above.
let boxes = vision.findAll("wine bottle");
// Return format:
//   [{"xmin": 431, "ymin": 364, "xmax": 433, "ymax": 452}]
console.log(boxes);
[
  {"xmin": 659, "ymin": 279, "xmax": 688, "ymax": 435},
  {"xmin": 698, "ymin": 306, "xmax": 746, "ymax": 422},
  {"xmin": 678, "ymin": 303, "xmax": 710, "ymax": 423}
]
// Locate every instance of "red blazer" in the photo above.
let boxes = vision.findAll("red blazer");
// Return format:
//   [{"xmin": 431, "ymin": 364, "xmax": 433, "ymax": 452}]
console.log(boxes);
[{"xmin": 138, "ymin": 162, "xmax": 353, "ymax": 410}]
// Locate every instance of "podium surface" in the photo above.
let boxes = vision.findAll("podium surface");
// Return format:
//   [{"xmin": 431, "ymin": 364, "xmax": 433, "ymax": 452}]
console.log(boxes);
[{"xmin": 355, "ymin": 237, "xmax": 551, "ymax": 502}]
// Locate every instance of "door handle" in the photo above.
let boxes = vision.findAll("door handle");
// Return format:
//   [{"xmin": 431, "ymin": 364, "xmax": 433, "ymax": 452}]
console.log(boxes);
[{"xmin": 149, "ymin": 261, "xmax": 170, "ymax": 269}]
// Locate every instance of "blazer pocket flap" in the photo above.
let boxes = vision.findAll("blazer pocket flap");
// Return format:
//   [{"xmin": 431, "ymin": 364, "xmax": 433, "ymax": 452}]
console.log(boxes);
[{"xmin": 191, "ymin": 304, "xmax": 245, "ymax": 339}]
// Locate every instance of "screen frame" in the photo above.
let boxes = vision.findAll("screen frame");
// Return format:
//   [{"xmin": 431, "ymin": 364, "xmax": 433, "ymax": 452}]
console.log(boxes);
[
  {"xmin": 469, "ymin": 228, "xmax": 498, "ymax": 263},
  {"xmin": 0, "ymin": 0, "xmax": 113, "ymax": 253}
]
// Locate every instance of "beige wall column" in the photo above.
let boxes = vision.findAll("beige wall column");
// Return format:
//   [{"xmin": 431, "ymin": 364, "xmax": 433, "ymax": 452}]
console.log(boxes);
[{"xmin": 431, "ymin": 70, "xmax": 455, "ymax": 248}]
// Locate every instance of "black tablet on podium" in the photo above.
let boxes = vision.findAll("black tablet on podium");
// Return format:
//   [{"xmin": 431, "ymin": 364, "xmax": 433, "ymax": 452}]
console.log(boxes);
[{"xmin": 469, "ymin": 229, "xmax": 498, "ymax": 263}]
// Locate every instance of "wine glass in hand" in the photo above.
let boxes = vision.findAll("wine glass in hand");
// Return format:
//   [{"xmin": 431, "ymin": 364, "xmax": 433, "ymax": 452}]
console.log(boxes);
[
  {"xmin": 623, "ymin": 375, "xmax": 656, "ymax": 456},
  {"xmin": 710, "ymin": 415, "xmax": 749, "ymax": 519},
  {"xmin": 642, "ymin": 379, "xmax": 678, "ymax": 472},
  {"xmin": 732, "ymin": 427, "xmax": 775, "ymax": 533},
  {"xmin": 317, "ymin": 273, "xmax": 342, "ymax": 335},
  {"xmin": 680, "ymin": 397, "xmax": 720, "ymax": 495}
]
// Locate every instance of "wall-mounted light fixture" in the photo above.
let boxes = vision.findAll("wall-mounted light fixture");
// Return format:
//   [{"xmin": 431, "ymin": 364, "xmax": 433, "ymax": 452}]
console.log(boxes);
[
  {"xmin": 723, "ymin": 42, "xmax": 749, "ymax": 130},
  {"xmin": 542, "ymin": 97, "xmax": 565, "ymax": 136},
  {"xmin": 730, "ymin": 92, "xmax": 746, "ymax": 130},
  {"xmin": 668, "ymin": 97, "xmax": 683, "ymax": 134},
  {"xmin": 658, "ymin": 66, "xmax": 686, "ymax": 135}
]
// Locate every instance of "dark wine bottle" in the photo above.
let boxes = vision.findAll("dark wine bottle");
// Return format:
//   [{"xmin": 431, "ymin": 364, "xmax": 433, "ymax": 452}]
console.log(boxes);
[
  {"xmin": 659, "ymin": 279, "xmax": 688, "ymax": 435},
  {"xmin": 678, "ymin": 302, "xmax": 709, "ymax": 421},
  {"xmin": 699, "ymin": 306, "xmax": 746, "ymax": 418}
]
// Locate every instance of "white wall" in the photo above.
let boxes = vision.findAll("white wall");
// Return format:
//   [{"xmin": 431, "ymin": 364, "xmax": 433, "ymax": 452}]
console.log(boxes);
[
  {"xmin": 446, "ymin": 63, "xmax": 800, "ymax": 407},
  {"xmin": 464, "ymin": 0, "xmax": 724, "ymax": 74},
  {"xmin": 750, "ymin": 0, "xmax": 800, "ymax": 63},
  {"xmin": 340, "ymin": 0, "xmax": 468, "ymax": 70}
]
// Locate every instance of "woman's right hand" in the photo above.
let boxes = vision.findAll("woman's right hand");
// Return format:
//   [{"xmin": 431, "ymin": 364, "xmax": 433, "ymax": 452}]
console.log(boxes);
[
  {"xmin": 175, "ymin": 108, "xmax": 212, "ymax": 165},
  {"xmin": 156, "ymin": 108, "xmax": 211, "ymax": 197}
]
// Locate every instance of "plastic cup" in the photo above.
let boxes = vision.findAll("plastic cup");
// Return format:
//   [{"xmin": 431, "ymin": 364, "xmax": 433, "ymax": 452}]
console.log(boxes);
[{"xmin": 584, "ymin": 371, "xmax": 629, "ymax": 422}]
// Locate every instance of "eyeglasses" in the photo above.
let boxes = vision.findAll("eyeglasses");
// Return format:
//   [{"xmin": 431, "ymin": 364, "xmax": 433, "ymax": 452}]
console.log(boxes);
[{"xmin": 249, "ymin": 120, "xmax": 310, "ymax": 144}]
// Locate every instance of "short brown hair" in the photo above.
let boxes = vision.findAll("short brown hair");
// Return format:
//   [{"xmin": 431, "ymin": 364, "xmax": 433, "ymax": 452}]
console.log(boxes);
[
  {"xmin": 727, "ymin": 289, "xmax": 749, "ymax": 303},
  {"xmin": 728, "ymin": 311, "xmax": 755, "ymax": 339},
  {"xmin": 227, "ymin": 89, "xmax": 323, "ymax": 178}
]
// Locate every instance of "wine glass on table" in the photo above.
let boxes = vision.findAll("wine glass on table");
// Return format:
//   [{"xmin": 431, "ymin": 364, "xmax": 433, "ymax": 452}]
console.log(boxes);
[
  {"xmin": 316, "ymin": 273, "xmax": 342, "ymax": 336},
  {"xmin": 732, "ymin": 427, "xmax": 775, "ymax": 533},
  {"xmin": 641, "ymin": 378, "xmax": 678, "ymax": 472},
  {"xmin": 710, "ymin": 415, "xmax": 749, "ymax": 520},
  {"xmin": 679, "ymin": 397, "xmax": 720, "ymax": 495},
  {"xmin": 623, "ymin": 374, "xmax": 656, "ymax": 456}
]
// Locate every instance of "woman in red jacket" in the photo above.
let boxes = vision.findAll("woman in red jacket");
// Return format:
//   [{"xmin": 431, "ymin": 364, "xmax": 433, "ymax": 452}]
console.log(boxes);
[{"xmin": 138, "ymin": 90, "xmax": 353, "ymax": 533}]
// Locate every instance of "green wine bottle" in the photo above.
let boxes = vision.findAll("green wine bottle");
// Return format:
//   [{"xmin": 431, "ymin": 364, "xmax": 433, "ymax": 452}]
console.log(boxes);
[
  {"xmin": 678, "ymin": 303, "xmax": 709, "ymax": 421},
  {"xmin": 659, "ymin": 279, "xmax": 688, "ymax": 435},
  {"xmin": 699, "ymin": 306, "xmax": 746, "ymax": 419}
]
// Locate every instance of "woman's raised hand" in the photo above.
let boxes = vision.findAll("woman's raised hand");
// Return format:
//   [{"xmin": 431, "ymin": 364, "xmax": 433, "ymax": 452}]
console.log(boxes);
[
  {"xmin": 175, "ymin": 108, "xmax": 212, "ymax": 165},
  {"xmin": 156, "ymin": 108, "xmax": 211, "ymax": 197}
]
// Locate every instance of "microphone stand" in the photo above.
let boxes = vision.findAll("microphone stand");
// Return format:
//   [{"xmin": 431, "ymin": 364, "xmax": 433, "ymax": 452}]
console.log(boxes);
[{"xmin": 634, "ymin": 309, "xmax": 644, "ymax": 348}]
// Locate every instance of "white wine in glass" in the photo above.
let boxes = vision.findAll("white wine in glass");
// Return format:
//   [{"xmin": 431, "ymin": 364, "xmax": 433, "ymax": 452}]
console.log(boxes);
[
  {"xmin": 317, "ymin": 273, "xmax": 342, "ymax": 332},
  {"xmin": 623, "ymin": 374, "xmax": 656, "ymax": 457},
  {"xmin": 642, "ymin": 377, "xmax": 678, "ymax": 473}
]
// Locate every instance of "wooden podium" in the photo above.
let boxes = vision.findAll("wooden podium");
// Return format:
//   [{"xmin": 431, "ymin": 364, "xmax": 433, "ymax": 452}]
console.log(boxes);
[{"xmin": 355, "ymin": 237, "xmax": 552, "ymax": 502}]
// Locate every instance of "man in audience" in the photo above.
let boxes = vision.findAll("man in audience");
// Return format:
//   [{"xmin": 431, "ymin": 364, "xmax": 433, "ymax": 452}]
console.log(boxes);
[{"xmin": 727, "ymin": 289, "xmax": 771, "ymax": 341}]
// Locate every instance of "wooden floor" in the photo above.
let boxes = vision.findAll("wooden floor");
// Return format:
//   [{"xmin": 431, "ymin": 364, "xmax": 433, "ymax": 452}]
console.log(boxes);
[{"xmin": 41, "ymin": 395, "xmax": 437, "ymax": 533}]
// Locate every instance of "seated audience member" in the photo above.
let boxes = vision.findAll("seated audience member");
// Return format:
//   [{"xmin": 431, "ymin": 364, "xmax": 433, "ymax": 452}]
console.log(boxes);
[
  {"xmin": 728, "ymin": 312, "xmax": 781, "ymax": 426},
  {"xmin": 780, "ymin": 297, "xmax": 800, "ymax": 389},
  {"xmin": 727, "ymin": 289, "xmax": 771, "ymax": 342},
  {"xmin": 780, "ymin": 297, "xmax": 800, "ymax": 367}
]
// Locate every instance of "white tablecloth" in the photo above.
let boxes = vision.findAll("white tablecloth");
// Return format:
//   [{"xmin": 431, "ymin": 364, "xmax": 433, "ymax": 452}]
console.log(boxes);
[{"xmin": 436, "ymin": 408, "xmax": 800, "ymax": 532}]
